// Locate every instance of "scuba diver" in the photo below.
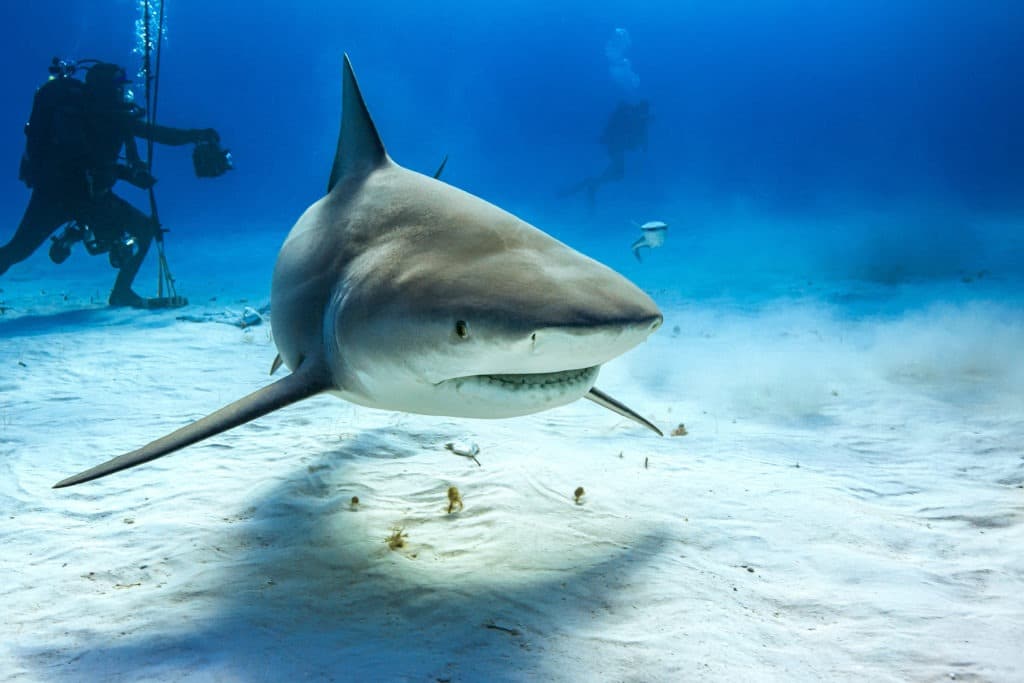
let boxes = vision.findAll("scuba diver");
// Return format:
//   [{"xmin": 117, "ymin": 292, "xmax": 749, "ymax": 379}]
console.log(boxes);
[
  {"xmin": 559, "ymin": 99, "xmax": 650, "ymax": 204},
  {"xmin": 0, "ymin": 58, "xmax": 229, "ymax": 308}
]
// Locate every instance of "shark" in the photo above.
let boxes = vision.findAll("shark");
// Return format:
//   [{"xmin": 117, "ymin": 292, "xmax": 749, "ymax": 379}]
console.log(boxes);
[{"xmin": 54, "ymin": 55, "xmax": 663, "ymax": 489}]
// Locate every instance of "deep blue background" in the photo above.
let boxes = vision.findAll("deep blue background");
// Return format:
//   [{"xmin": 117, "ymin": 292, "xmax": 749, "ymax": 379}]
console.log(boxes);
[{"xmin": 0, "ymin": 1, "xmax": 1021, "ymax": 249}]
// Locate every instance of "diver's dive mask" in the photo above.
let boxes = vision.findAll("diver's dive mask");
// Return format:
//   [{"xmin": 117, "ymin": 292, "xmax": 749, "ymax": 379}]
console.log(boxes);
[
  {"xmin": 47, "ymin": 57, "xmax": 77, "ymax": 79},
  {"xmin": 83, "ymin": 62, "xmax": 134, "ymax": 109}
]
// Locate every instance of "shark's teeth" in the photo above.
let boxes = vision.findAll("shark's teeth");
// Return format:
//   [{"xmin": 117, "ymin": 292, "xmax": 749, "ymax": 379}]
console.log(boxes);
[
  {"xmin": 482, "ymin": 367, "xmax": 597, "ymax": 387},
  {"xmin": 451, "ymin": 366, "xmax": 599, "ymax": 392}
]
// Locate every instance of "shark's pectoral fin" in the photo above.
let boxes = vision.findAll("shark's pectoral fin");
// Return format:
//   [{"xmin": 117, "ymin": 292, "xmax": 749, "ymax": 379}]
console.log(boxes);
[
  {"xmin": 585, "ymin": 387, "xmax": 662, "ymax": 436},
  {"xmin": 53, "ymin": 365, "xmax": 330, "ymax": 488}
]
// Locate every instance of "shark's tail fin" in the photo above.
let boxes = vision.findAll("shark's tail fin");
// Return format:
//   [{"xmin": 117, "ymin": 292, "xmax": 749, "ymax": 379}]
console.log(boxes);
[
  {"xmin": 631, "ymin": 237, "xmax": 646, "ymax": 262},
  {"xmin": 53, "ymin": 365, "xmax": 329, "ymax": 488}
]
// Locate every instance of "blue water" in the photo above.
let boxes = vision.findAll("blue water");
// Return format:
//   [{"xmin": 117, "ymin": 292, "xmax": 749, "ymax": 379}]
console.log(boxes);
[
  {"xmin": 1, "ymin": 1, "xmax": 1022, "ymax": 300},
  {"xmin": 2, "ymin": 5, "xmax": 1024, "ymax": 680}
]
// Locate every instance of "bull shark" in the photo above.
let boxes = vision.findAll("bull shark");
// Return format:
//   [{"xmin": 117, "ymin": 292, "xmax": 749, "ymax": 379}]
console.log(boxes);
[{"xmin": 54, "ymin": 55, "xmax": 663, "ymax": 489}]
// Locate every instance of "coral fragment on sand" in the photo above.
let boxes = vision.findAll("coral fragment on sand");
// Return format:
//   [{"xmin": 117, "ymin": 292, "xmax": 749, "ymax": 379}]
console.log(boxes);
[{"xmin": 447, "ymin": 486, "xmax": 464, "ymax": 514}]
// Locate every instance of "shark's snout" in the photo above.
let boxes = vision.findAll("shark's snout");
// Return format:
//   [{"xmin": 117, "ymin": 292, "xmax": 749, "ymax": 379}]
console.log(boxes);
[
  {"xmin": 528, "ymin": 312, "xmax": 662, "ymax": 364},
  {"xmin": 438, "ymin": 308, "xmax": 661, "ymax": 383}
]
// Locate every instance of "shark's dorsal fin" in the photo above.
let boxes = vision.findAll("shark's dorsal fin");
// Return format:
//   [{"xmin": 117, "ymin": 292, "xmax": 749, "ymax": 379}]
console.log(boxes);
[
  {"xmin": 328, "ymin": 54, "xmax": 388, "ymax": 193},
  {"xmin": 433, "ymin": 154, "xmax": 449, "ymax": 179}
]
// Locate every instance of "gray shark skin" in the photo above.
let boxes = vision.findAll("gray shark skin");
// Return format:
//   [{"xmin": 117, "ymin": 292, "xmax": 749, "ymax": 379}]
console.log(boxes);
[{"xmin": 54, "ymin": 55, "xmax": 662, "ymax": 489}]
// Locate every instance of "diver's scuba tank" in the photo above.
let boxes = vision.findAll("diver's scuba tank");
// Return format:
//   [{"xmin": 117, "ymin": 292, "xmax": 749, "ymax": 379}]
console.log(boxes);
[{"xmin": 21, "ymin": 58, "xmax": 89, "ymax": 188}]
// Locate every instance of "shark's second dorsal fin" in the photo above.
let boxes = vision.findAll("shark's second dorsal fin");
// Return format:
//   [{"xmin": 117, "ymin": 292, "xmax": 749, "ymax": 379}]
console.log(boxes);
[{"xmin": 328, "ymin": 54, "xmax": 388, "ymax": 193}]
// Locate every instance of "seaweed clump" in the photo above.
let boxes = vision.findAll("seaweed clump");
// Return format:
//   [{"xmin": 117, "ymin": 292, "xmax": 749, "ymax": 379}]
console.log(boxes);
[{"xmin": 386, "ymin": 527, "xmax": 408, "ymax": 550}]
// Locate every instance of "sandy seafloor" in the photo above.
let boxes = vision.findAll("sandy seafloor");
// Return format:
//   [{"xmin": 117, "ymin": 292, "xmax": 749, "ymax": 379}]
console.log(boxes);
[{"xmin": 1, "ymin": 223, "xmax": 1023, "ymax": 682}]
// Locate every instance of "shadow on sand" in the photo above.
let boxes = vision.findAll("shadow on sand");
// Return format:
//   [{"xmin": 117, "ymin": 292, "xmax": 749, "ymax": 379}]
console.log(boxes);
[
  {"xmin": 25, "ymin": 426, "xmax": 669, "ymax": 681},
  {"xmin": 0, "ymin": 305, "xmax": 183, "ymax": 339}
]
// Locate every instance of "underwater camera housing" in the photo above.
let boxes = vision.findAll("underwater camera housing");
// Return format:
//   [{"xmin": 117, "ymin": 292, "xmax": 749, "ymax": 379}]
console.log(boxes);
[
  {"xmin": 192, "ymin": 140, "xmax": 233, "ymax": 178},
  {"xmin": 48, "ymin": 222, "xmax": 138, "ymax": 269}
]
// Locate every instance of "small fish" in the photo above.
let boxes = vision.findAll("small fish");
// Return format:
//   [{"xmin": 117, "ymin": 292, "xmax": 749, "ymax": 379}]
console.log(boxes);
[{"xmin": 631, "ymin": 221, "xmax": 668, "ymax": 262}]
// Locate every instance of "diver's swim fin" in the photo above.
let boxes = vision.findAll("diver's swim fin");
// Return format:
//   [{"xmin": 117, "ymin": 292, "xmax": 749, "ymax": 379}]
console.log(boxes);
[{"xmin": 144, "ymin": 296, "xmax": 189, "ymax": 309}]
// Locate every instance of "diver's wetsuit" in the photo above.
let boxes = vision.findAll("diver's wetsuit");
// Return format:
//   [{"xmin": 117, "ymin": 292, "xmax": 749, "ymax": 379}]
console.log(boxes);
[
  {"xmin": 0, "ymin": 70, "xmax": 210, "ymax": 306},
  {"xmin": 559, "ymin": 100, "xmax": 650, "ymax": 204}
]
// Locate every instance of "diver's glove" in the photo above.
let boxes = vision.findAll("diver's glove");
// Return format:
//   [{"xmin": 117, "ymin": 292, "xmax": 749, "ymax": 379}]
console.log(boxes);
[{"xmin": 191, "ymin": 128, "xmax": 220, "ymax": 145}]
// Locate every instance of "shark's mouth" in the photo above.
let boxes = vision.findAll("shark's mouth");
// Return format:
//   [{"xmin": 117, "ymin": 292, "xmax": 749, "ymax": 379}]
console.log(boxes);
[
  {"xmin": 475, "ymin": 366, "xmax": 600, "ymax": 390},
  {"xmin": 442, "ymin": 365, "xmax": 600, "ymax": 404},
  {"xmin": 440, "ymin": 365, "xmax": 661, "ymax": 436}
]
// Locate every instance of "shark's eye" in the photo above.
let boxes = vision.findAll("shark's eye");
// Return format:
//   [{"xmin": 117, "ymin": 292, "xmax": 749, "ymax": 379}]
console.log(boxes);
[{"xmin": 455, "ymin": 320, "xmax": 470, "ymax": 339}]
